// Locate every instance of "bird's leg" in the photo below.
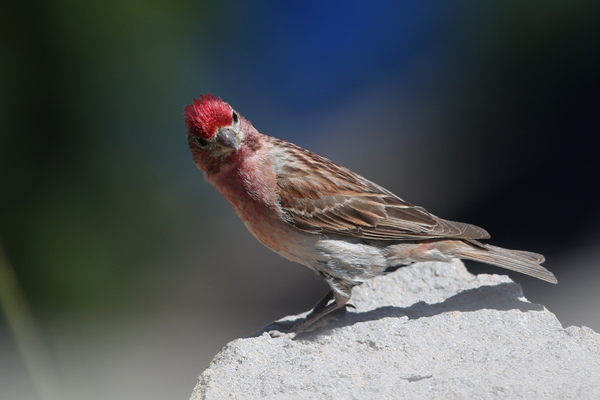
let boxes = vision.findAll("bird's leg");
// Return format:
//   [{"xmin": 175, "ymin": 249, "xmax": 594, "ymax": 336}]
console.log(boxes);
[
  {"xmin": 292, "ymin": 288, "xmax": 352, "ymax": 333},
  {"xmin": 302, "ymin": 297, "xmax": 346, "ymax": 327},
  {"xmin": 307, "ymin": 289, "xmax": 334, "ymax": 317},
  {"xmin": 264, "ymin": 290, "xmax": 334, "ymax": 335},
  {"xmin": 265, "ymin": 286, "xmax": 356, "ymax": 337}
]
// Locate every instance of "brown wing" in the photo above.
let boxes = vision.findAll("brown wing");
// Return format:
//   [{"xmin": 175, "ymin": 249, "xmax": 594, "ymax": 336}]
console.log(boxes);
[{"xmin": 273, "ymin": 139, "xmax": 489, "ymax": 240}]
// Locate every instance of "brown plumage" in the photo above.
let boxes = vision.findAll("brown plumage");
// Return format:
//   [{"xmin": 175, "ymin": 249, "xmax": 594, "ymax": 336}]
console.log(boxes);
[{"xmin": 184, "ymin": 94, "xmax": 557, "ymax": 332}]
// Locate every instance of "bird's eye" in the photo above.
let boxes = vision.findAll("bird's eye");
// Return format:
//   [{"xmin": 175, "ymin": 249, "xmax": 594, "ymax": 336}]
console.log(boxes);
[
  {"xmin": 232, "ymin": 111, "xmax": 239, "ymax": 124},
  {"xmin": 194, "ymin": 137, "xmax": 209, "ymax": 147}
]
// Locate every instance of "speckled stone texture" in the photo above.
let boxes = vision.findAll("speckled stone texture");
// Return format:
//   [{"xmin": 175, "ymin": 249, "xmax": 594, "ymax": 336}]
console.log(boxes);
[{"xmin": 191, "ymin": 260, "xmax": 600, "ymax": 400}]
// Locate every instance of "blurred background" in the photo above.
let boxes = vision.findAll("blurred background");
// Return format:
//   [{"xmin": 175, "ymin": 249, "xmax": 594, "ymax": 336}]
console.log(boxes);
[{"xmin": 1, "ymin": 1, "xmax": 599, "ymax": 399}]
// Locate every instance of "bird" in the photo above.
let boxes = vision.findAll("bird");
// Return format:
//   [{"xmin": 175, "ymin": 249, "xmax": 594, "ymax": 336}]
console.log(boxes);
[{"xmin": 183, "ymin": 94, "xmax": 557, "ymax": 332}]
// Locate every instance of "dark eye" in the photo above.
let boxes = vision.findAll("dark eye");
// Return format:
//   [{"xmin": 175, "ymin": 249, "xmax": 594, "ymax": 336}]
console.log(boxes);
[
  {"xmin": 232, "ymin": 111, "xmax": 239, "ymax": 124},
  {"xmin": 194, "ymin": 137, "xmax": 209, "ymax": 147}
]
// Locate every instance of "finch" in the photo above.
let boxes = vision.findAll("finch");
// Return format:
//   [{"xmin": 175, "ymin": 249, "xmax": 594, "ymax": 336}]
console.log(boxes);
[{"xmin": 184, "ymin": 94, "xmax": 557, "ymax": 331}]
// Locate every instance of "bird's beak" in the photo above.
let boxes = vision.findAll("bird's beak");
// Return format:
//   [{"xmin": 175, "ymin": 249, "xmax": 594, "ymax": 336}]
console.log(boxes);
[{"xmin": 214, "ymin": 127, "xmax": 240, "ymax": 155}]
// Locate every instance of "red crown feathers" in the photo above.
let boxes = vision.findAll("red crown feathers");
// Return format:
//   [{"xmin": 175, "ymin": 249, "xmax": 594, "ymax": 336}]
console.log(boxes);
[{"xmin": 184, "ymin": 94, "xmax": 233, "ymax": 139}]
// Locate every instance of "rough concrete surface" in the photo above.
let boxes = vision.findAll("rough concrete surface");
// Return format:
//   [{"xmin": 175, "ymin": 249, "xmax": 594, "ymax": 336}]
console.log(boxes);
[{"xmin": 191, "ymin": 260, "xmax": 600, "ymax": 399}]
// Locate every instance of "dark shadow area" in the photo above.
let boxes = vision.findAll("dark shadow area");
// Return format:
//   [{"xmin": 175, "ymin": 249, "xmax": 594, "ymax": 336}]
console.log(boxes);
[{"xmin": 254, "ymin": 282, "xmax": 544, "ymax": 339}]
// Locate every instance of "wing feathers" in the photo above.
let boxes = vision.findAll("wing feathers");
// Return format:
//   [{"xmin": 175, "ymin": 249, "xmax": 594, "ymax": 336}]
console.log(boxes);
[{"xmin": 273, "ymin": 139, "xmax": 490, "ymax": 241}]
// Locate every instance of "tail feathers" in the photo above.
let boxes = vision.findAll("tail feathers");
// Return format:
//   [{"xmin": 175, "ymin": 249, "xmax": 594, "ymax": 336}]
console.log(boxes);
[{"xmin": 456, "ymin": 242, "xmax": 557, "ymax": 284}]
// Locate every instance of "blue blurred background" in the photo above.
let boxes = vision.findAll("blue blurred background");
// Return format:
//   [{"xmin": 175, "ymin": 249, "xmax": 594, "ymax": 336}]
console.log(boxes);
[{"xmin": 2, "ymin": 1, "xmax": 599, "ymax": 399}]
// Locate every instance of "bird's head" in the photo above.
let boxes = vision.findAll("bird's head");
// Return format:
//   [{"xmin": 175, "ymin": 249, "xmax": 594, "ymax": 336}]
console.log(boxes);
[{"xmin": 184, "ymin": 94, "xmax": 245, "ymax": 172}]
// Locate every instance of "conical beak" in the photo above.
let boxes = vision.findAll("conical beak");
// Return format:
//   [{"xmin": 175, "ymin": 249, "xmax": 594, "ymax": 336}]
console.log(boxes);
[{"xmin": 215, "ymin": 127, "xmax": 240, "ymax": 152}]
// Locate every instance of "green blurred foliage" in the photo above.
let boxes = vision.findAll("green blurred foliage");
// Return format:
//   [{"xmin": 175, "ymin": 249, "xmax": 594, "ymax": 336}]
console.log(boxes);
[{"xmin": 0, "ymin": 0, "xmax": 220, "ymax": 315}]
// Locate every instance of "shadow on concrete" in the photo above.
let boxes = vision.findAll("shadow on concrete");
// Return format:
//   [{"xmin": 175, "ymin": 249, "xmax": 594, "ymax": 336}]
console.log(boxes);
[{"xmin": 254, "ymin": 282, "xmax": 544, "ymax": 339}]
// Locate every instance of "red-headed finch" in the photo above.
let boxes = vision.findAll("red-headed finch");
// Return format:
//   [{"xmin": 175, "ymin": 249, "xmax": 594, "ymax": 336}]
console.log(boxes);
[{"xmin": 184, "ymin": 94, "xmax": 557, "ymax": 331}]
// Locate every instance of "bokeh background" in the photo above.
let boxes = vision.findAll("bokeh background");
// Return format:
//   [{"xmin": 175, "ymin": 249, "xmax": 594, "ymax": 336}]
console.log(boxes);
[{"xmin": 2, "ymin": 1, "xmax": 599, "ymax": 399}]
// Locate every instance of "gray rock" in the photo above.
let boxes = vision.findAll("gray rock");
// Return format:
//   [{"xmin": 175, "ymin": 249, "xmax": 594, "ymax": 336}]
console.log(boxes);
[{"xmin": 191, "ymin": 260, "xmax": 600, "ymax": 400}]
